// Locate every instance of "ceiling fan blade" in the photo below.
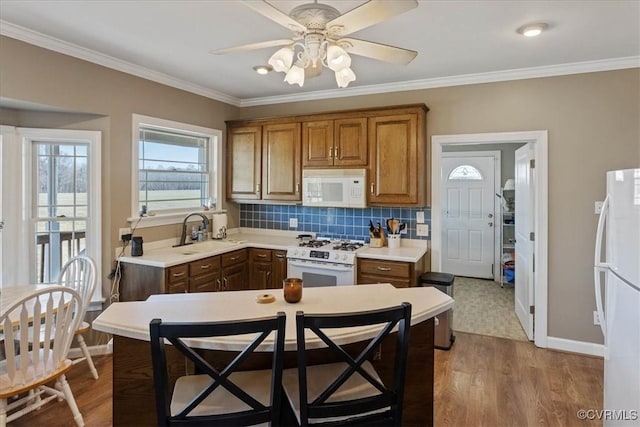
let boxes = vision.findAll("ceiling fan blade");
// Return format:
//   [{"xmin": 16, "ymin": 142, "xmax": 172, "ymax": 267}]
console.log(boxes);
[
  {"xmin": 210, "ymin": 39, "xmax": 293, "ymax": 55},
  {"xmin": 327, "ymin": 0, "xmax": 418, "ymax": 37},
  {"xmin": 340, "ymin": 38, "xmax": 417, "ymax": 65},
  {"xmin": 242, "ymin": 0, "xmax": 307, "ymax": 33}
]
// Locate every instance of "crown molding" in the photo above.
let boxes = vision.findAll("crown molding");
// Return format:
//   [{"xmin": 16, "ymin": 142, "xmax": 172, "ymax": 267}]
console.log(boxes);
[
  {"xmin": 0, "ymin": 20, "xmax": 242, "ymax": 107},
  {"xmin": 2, "ymin": 20, "xmax": 638, "ymax": 108},
  {"xmin": 239, "ymin": 56, "xmax": 640, "ymax": 106}
]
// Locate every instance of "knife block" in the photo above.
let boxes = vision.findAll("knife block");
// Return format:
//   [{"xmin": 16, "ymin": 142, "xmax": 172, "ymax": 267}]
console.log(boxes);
[{"xmin": 369, "ymin": 233, "xmax": 387, "ymax": 248}]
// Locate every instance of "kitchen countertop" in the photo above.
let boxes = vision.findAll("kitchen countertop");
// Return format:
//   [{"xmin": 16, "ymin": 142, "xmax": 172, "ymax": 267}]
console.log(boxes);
[
  {"xmin": 93, "ymin": 283, "xmax": 452, "ymax": 352},
  {"xmin": 117, "ymin": 228, "xmax": 428, "ymax": 268}
]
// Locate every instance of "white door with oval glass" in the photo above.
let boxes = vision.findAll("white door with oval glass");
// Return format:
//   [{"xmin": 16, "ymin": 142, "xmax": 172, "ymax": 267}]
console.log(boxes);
[{"xmin": 441, "ymin": 153, "xmax": 498, "ymax": 279}]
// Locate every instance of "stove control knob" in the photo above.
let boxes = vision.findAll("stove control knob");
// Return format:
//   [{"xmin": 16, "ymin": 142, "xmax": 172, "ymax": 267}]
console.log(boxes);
[
  {"xmin": 342, "ymin": 254, "xmax": 348, "ymax": 261},
  {"xmin": 301, "ymin": 250, "xmax": 307, "ymax": 256},
  {"xmin": 334, "ymin": 253, "xmax": 340, "ymax": 260},
  {"xmin": 292, "ymin": 249, "xmax": 298, "ymax": 257}
]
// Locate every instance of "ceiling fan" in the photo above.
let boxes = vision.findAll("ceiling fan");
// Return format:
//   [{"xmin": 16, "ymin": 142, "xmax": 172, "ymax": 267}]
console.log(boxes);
[{"xmin": 211, "ymin": 0, "xmax": 418, "ymax": 88}]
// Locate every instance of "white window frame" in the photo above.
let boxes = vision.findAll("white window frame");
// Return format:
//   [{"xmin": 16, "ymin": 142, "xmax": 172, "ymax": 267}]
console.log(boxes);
[
  {"xmin": 5, "ymin": 127, "xmax": 102, "ymax": 303},
  {"xmin": 131, "ymin": 114, "xmax": 223, "ymax": 228}
]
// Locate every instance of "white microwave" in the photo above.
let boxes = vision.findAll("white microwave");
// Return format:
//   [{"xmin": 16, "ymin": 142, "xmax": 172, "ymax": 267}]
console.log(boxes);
[{"xmin": 302, "ymin": 169, "xmax": 367, "ymax": 208}]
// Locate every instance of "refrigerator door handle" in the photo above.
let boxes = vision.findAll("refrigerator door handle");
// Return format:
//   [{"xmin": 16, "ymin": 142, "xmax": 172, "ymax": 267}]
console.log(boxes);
[{"xmin": 594, "ymin": 194, "xmax": 610, "ymax": 337}]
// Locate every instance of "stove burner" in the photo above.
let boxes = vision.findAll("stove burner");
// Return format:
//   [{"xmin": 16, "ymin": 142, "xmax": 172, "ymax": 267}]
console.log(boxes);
[
  {"xmin": 298, "ymin": 239, "xmax": 331, "ymax": 248},
  {"xmin": 332, "ymin": 242, "xmax": 364, "ymax": 252}
]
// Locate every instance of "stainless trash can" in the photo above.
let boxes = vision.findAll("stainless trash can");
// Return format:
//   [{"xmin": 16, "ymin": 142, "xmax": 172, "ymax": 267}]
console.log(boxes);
[{"xmin": 418, "ymin": 272, "xmax": 455, "ymax": 350}]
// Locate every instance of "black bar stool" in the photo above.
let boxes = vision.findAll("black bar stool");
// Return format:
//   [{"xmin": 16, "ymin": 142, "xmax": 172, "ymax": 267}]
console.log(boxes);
[{"xmin": 418, "ymin": 272, "xmax": 455, "ymax": 350}]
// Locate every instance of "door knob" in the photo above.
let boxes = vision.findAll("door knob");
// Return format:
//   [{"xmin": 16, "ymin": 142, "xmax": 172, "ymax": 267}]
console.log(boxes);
[
  {"xmin": 488, "ymin": 222, "xmax": 493, "ymax": 227},
  {"xmin": 488, "ymin": 213, "xmax": 493, "ymax": 218}
]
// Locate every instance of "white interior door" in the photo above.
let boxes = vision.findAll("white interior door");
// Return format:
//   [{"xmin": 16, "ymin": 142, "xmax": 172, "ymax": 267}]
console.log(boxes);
[
  {"xmin": 441, "ymin": 154, "xmax": 497, "ymax": 278},
  {"xmin": 515, "ymin": 143, "xmax": 535, "ymax": 340}
]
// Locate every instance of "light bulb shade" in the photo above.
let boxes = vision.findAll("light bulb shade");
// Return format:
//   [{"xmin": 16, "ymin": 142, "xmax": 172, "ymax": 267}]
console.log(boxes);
[
  {"xmin": 335, "ymin": 67, "xmax": 356, "ymax": 88},
  {"xmin": 326, "ymin": 44, "xmax": 351, "ymax": 71},
  {"xmin": 268, "ymin": 47, "xmax": 294, "ymax": 73},
  {"xmin": 284, "ymin": 63, "xmax": 305, "ymax": 87},
  {"xmin": 504, "ymin": 179, "xmax": 515, "ymax": 190}
]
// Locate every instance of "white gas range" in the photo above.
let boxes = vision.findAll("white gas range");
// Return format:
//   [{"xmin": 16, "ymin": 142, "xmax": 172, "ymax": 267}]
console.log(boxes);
[{"xmin": 286, "ymin": 238, "xmax": 365, "ymax": 287}]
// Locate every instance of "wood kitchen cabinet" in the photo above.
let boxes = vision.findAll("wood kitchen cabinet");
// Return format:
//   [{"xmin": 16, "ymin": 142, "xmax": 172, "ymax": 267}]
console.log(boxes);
[
  {"xmin": 368, "ymin": 106, "xmax": 428, "ymax": 206},
  {"xmin": 262, "ymin": 122, "xmax": 301, "ymax": 201},
  {"xmin": 357, "ymin": 257, "xmax": 426, "ymax": 289},
  {"xmin": 227, "ymin": 126, "xmax": 261, "ymax": 200},
  {"xmin": 249, "ymin": 248, "xmax": 272, "ymax": 289},
  {"xmin": 227, "ymin": 121, "xmax": 301, "ymax": 202},
  {"xmin": 188, "ymin": 256, "xmax": 221, "ymax": 293},
  {"xmin": 302, "ymin": 117, "xmax": 367, "ymax": 167},
  {"xmin": 221, "ymin": 249, "xmax": 249, "ymax": 291},
  {"xmin": 271, "ymin": 250, "xmax": 287, "ymax": 289}
]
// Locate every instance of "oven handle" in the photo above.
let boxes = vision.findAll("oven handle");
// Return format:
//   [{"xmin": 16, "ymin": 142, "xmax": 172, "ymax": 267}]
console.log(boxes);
[{"xmin": 287, "ymin": 259, "xmax": 354, "ymax": 272}]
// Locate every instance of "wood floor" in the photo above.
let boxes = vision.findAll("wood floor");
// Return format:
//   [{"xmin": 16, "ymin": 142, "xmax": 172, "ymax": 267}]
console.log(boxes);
[{"xmin": 9, "ymin": 332, "xmax": 603, "ymax": 426}]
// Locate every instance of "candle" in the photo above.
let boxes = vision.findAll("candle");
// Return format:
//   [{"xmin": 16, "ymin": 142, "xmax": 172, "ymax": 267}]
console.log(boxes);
[{"xmin": 283, "ymin": 278, "xmax": 303, "ymax": 303}]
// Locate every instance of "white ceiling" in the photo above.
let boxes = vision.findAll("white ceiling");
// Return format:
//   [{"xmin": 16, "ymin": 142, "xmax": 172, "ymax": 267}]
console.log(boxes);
[{"xmin": 1, "ymin": 1, "xmax": 639, "ymax": 107}]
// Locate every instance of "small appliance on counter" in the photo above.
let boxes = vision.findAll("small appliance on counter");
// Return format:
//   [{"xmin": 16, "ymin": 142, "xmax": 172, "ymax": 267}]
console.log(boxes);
[{"xmin": 131, "ymin": 236, "xmax": 143, "ymax": 256}]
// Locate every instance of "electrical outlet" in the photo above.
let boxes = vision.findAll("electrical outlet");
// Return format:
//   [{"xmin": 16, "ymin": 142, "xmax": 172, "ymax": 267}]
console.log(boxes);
[
  {"xmin": 289, "ymin": 218, "xmax": 298, "ymax": 228},
  {"xmin": 416, "ymin": 211, "xmax": 425, "ymax": 224},
  {"xmin": 119, "ymin": 227, "xmax": 131, "ymax": 240},
  {"xmin": 593, "ymin": 310, "xmax": 601, "ymax": 325},
  {"xmin": 416, "ymin": 224, "xmax": 429, "ymax": 237},
  {"xmin": 595, "ymin": 201, "xmax": 604, "ymax": 214}
]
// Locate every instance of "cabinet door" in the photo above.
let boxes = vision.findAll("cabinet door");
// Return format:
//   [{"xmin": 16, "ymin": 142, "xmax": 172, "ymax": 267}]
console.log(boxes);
[
  {"xmin": 334, "ymin": 117, "xmax": 367, "ymax": 167},
  {"xmin": 227, "ymin": 126, "xmax": 262, "ymax": 200},
  {"xmin": 250, "ymin": 261, "xmax": 272, "ymax": 290},
  {"xmin": 222, "ymin": 262, "xmax": 248, "ymax": 291},
  {"xmin": 271, "ymin": 250, "xmax": 287, "ymax": 290},
  {"xmin": 302, "ymin": 120, "xmax": 334, "ymax": 167},
  {"xmin": 189, "ymin": 256, "xmax": 221, "ymax": 293},
  {"xmin": 262, "ymin": 122, "xmax": 301, "ymax": 201},
  {"xmin": 368, "ymin": 114, "xmax": 419, "ymax": 205}
]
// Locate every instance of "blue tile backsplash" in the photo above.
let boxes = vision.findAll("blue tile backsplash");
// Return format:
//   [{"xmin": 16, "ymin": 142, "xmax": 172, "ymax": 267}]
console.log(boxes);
[{"xmin": 240, "ymin": 204, "xmax": 431, "ymax": 242}]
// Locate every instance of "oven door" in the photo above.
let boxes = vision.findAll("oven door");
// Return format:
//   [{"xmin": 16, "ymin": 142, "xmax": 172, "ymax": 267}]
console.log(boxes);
[{"xmin": 287, "ymin": 259, "xmax": 356, "ymax": 287}]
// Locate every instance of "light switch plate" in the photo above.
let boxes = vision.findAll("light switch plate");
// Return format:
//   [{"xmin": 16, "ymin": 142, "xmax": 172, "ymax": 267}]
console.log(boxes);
[
  {"xmin": 416, "ymin": 211, "xmax": 425, "ymax": 224},
  {"xmin": 289, "ymin": 218, "xmax": 298, "ymax": 228},
  {"xmin": 416, "ymin": 224, "xmax": 429, "ymax": 237},
  {"xmin": 595, "ymin": 201, "xmax": 604, "ymax": 215}
]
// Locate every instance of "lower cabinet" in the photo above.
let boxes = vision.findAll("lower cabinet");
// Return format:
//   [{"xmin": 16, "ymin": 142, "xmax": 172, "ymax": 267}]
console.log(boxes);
[
  {"xmin": 221, "ymin": 249, "xmax": 249, "ymax": 291},
  {"xmin": 357, "ymin": 258, "xmax": 425, "ymax": 288},
  {"xmin": 249, "ymin": 248, "xmax": 289, "ymax": 290},
  {"xmin": 188, "ymin": 256, "xmax": 221, "ymax": 293}
]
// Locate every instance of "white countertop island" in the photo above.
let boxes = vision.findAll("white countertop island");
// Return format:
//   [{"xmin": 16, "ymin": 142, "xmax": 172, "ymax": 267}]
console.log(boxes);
[{"xmin": 97, "ymin": 283, "xmax": 452, "ymax": 426}]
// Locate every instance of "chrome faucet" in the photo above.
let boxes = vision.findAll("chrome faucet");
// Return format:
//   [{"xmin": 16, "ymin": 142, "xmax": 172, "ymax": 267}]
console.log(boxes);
[{"xmin": 174, "ymin": 213, "xmax": 209, "ymax": 247}]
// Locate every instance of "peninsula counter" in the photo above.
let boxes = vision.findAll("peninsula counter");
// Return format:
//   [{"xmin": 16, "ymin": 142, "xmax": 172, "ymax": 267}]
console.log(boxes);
[{"xmin": 94, "ymin": 283, "xmax": 454, "ymax": 426}]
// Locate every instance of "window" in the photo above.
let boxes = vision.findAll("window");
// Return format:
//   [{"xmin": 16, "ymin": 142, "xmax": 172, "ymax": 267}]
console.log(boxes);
[
  {"xmin": 448, "ymin": 165, "xmax": 483, "ymax": 180},
  {"xmin": 132, "ymin": 115, "xmax": 222, "ymax": 223}
]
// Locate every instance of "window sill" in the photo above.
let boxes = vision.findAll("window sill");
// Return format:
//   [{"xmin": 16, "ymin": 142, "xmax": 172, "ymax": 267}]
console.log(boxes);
[{"xmin": 127, "ymin": 209, "xmax": 226, "ymax": 229}]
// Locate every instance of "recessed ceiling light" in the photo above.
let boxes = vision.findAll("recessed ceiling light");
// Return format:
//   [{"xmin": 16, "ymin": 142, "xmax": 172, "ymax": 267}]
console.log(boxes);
[
  {"xmin": 517, "ymin": 23, "xmax": 548, "ymax": 37},
  {"xmin": 253, "ymin": 65, "xmax": 273, "ymax": 75}
]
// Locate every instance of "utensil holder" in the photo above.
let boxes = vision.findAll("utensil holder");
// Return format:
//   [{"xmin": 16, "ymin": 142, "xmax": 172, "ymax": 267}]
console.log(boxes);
[{"xmin": 388, "ymin": 234, "xmax": 401, "ymax": 249}]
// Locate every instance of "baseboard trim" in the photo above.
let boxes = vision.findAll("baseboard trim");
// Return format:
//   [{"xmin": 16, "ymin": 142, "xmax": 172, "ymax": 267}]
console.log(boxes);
[
  {"xmin": 547, "ymin": 336, "xmax": 604, "ymax": 357},
  {"xmin": 68, "ymin": 343, "xmax": 112, "ymax": 359}
]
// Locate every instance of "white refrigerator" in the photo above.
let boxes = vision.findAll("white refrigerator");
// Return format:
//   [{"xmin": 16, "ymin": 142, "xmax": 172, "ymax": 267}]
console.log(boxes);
[{"xmin": 594, "ymin": 168, "xmax": 640, "ymax": 426}]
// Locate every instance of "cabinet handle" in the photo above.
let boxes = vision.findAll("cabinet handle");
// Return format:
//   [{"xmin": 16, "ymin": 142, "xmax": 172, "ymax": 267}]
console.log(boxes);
[
  {"xmin": 257, "ymin": 254, "xmax": 267, "ymax": 258},
  {"xmin": 296, "ymin": 183, "xmax": 300, "ymax": 193},
  {"xmin": 216, "ymin": 278, "xmax": 222, "ymax": 291},
  {"xmin": 223, "ymin": 277, "xmax": 228, "ymax": 290},
  {"xmin": 256, "ymin": 184, "xmax": 260, "ymax": 194},
  {"xmin": 334, "ymin": 146, "xmax": 339, "ymax": 159},
  {"xmin": 376, "ymin": 266, "xmax": 392, "ymax": 271},
  {"xmin": 370, "ymin": 183, "xmax": 375, "ymax": 194},
  {"xmin": 266, "ymin": 271, "xmax": 271, "ymax": 287},
  {"xmin": 230, "ymin": 256, "xmax": 240, "ymax": 261},
  {"xmin": 200, "ymin": 264, "xmax": 211, "ymax": 269},
  {"xmin": 328, "ymin": 148, "xmax": 333, "ymax": 159},
  {"xmin": 172, "ymin": 272, "xmax": 185, "ymax": 277},
  {"xmin": 275, "ymin": 254, "xmax": 285, "ymax": 259}
]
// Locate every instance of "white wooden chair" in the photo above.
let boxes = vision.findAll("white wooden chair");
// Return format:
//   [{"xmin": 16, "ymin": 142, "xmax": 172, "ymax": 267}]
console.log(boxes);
[
  {"xmin": 57, "ymin": 256, "xmax": 99, "ymax": 380},
  {"xmin": 0, "ymin": 286, "xmax": 85, "ymax": 426}
]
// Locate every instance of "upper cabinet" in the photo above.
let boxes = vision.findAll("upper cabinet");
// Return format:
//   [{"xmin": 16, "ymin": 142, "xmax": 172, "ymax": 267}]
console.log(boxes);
[
  {"xmin": 227, "ymin": 104, "xmax": 428, "ymax": 206},
  {"xmin": 302, "ymin": 117, "xmax": 367, "ymax": 168},
  {"xmin": 227, "ymin": 121, "xmax": 301, "ymax": 202},
  {"xmin": 226, "ymin": 126, "xmax": 261, "ymax": 201},
  {"xmin": 368, "ymin": 107, "xmax": 427, "ymax": 206}
]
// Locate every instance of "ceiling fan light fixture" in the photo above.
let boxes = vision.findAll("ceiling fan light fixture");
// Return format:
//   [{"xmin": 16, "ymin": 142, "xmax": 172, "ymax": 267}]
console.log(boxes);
[
  {"xmin": 335, "ymin": 67, "xmax": 356, "ymax": 88},
  {"xmin": 517, "ymin": 22, "xmax": 548, "ymax": 37},
  {"xmin": 284, "ymin": 63, "xmax": 305, "ymax": 87},
  {"xmin": 268, "ymin": 46, "xmax": 294, "ymax": 72},
  {"xmin": 326, "ymin": 44, "xmax": 351, "ymax": 71}
]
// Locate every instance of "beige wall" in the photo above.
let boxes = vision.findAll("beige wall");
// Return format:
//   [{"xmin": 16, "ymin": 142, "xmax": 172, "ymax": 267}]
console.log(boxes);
[{"xmin": 2, "ymin": 35, "xmax": 639, "ymax": 345}]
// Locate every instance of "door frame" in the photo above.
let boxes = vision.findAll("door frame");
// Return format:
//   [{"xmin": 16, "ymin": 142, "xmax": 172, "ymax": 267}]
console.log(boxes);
[
  {"xmin": 441, "ymin": 151, "xmax": 501, "ymax": 279},
  {"xmin": 432, "ymin": 131, "xmax": 548, "ymax": 348}
]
